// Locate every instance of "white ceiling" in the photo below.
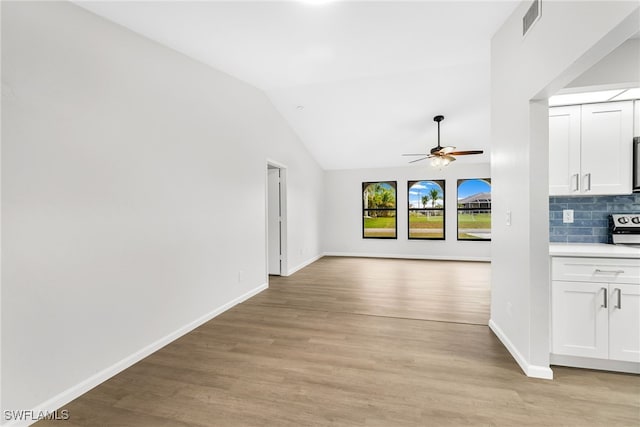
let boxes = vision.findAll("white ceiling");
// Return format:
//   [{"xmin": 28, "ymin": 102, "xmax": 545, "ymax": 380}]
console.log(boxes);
[{"xmin": 76, "ymin": 0, "xmax": 519, "ymax": 170}]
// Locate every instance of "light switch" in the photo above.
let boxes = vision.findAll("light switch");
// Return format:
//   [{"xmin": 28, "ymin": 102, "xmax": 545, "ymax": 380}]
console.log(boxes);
[
  {"xmin": 506, "ymin": 210, "xmax": 511, "ymax": 226},
  {"xmin": 563, "ymin": 209, "xmax": 574, "ymax": 224}
]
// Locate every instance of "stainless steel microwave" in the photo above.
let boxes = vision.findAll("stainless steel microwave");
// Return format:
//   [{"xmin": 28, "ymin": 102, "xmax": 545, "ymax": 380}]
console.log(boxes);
[{"xmin": 634, "ymin": 137, "xmax": 640, "ymax": 193}]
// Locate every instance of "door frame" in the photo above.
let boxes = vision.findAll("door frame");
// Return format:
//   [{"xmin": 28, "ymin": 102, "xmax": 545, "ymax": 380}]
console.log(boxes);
[{"xmin": 266, "ymin": 159, "xmax": 288, "ymax": 281}]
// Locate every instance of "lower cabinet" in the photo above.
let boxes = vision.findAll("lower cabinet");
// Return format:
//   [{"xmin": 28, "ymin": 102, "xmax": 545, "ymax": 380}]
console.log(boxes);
[
  {"xmin": 551, "ymin": 257, "xmax": 640, "ymax": 368},
  {"xmin": 609, "ymin": 284, "xmax": 640, "ymax": 362},
  {"xmin": 552, "ymin": 281, "xmax": 608, "ymax": 359},
  {"xmin": 552, "ymin": 282, "xmax": 640, "ymax": 362}
]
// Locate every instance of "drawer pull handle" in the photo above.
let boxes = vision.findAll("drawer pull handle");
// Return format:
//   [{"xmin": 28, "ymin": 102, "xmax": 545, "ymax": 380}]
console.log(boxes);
[
  {"xmin": 601, "ymin": 287, "xmax": 607, "ymax": 308},
  {"xmin": 614, "ymin": 288, "xmax": 622, "ymax": 309},
  {"xmin": 594, "ymin": 269, "xmax": 624, "ymax": 274}
]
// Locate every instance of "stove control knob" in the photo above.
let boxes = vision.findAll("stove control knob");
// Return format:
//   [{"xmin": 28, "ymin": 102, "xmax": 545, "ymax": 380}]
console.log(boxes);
[
  {"xmin": 632, "ymin": 217, "xmax": 640, "ymax": 225},
  {"xmin": 618, "ymin": 217, "xmax": 629, "ymax": 224}
]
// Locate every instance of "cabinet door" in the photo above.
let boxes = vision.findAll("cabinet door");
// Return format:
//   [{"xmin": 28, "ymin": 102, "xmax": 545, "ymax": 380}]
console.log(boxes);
[
  {"xmin": 549, "ymin": 106, "xmax": 581, "ymax": 195},
  {"xmin": 581, "ymin": 101, "xmax": 633, "ymax": 195},
  {"xmin": 634, "ymin": 100, "xmax": 639, "ymax": 137},
  {"xmin": 552, "ymin": 281, "xmax": 608, "ymax": 358},
  {"xmin": 609, "ymin": 284, "xmax": 640, "ymax": 362}
]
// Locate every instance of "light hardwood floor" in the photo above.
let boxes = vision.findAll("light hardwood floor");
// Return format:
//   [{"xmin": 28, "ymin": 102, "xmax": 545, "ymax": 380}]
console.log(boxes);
[{"xmin": 38, "ymin": 257, "xmax": 639, "ymax": 426}]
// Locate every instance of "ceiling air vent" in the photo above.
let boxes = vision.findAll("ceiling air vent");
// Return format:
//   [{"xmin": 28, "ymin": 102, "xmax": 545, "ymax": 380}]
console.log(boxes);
[{"xmin": 523, "ymin": 0, "xmax": 541, "ymax": 37}]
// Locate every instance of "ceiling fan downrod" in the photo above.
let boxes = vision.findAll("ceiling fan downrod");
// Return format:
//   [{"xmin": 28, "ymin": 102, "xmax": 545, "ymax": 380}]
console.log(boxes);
[{"xmin": 431, "ymin": 115, "xmax": 444, "ymax": 154}]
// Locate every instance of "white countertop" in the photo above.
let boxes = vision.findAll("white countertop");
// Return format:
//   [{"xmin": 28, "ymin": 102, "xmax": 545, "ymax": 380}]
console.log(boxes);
[{"xmin": 550, "ymin": 243, "xmax": 640, "ymax": 259}]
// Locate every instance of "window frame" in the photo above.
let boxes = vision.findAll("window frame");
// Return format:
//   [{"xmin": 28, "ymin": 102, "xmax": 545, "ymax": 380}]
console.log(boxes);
[
  {"xmin": 456, "ymin": 178, "xmax": 492, "ymax": 242},
  {"xmin": 362, "ymin": 181, "xmax": 398, "ymax": 239},
  {"xmin": 407, "ymin": 180, "xmax": 446, "ymax": 241}
]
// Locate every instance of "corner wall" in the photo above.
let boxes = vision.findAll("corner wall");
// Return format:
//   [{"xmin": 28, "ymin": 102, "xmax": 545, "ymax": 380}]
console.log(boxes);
[
  {"xmin": 322, "ymin": 163, "xmax": 491, "ymax": 260},
  {"xmin": 1, "ymin": 1, "xmax": 323, "ymax": 419},
  {"xmin": 490, "ymin": 0, "xmax": 639, "ymax": 378}
]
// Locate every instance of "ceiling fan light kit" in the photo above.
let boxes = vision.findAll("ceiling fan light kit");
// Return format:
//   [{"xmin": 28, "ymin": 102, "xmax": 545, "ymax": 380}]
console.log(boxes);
[
  {"xmin": 431, "ymin": 155, "xmax": 455, "ymax": 169},
  {"xmin": 403, "ymin": 115, "xmax": 484, "ymax": 168}
]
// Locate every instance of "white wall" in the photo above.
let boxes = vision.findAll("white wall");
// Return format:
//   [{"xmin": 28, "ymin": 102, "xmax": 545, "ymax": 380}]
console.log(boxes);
[
  {"xmin": 567, "ymin": 38, "xmax": 640, "ymax": 89},
  {"xmin": 490, "ymin": 1, "xmax": 639, "ymax": 378},
  {"xmin": 1, "ymin": 1, "xmax": 323, "ymax": 418},
  {"xmin": 323, "ymin": 163, "xmax": 491, "ymax": 261}
]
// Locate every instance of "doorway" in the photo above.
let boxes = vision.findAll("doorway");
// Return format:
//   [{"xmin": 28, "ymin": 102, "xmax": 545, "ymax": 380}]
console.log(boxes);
[{"xmin": 267, "ymin": 162, "xmax": 287, "ymax": 277}]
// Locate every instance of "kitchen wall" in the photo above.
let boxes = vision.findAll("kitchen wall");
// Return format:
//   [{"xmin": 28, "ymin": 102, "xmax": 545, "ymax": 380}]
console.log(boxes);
[
  {"xmin": 566, "ymin": 38, "xmax": 640, "ymax": 89},
  {"xmin": 549, "ymin": 194, "xmax": 640, "ymax": 243},
  {"xmin": 322, "ymin": 162, "xmax": 491, "ymax": 261},
  {"xmin": 490, "ymin": 0, "xmax": 638, "ymax": 379},
  {"xmin": 2, "ymin": 1, "xmax": 323, "ymax": 419}
]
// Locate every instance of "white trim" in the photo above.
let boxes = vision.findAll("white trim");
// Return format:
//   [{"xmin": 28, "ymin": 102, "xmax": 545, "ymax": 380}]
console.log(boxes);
[
  {"xmin": 4, "ymin": 283, "xmax": 268, "ymax": 427},
  {"xmin": 323, "ymin": 252, "xmax": 490, "ymax": 262},
  {"xmin": 489, "ymin": 319, "xmax": 554, "ymax": 380},
  {"xmin": 550, "ymin": 353, "xmax": 640, "ymax": 374},
  {"xmin": 285, "ymin": 254, "xmax": 323, "ymax": 276},
  {"xmin": 265, "ymin": 159, "xmax": 288, "ymax": 278}
]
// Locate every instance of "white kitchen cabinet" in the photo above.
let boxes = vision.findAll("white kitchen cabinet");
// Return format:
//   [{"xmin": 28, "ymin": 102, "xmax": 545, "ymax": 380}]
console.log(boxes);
[
  {"xmin": 634, "ymin": 100, "xmax": 640, "ymax": 137},
  {"xmin": 581, "ymin": 102, "xmax": 633, "ymax": 194},
  {"xmin": 553, "ymin": 282, "xmax": 640, "ymax": 363},
  {"xmin": 551, "ymin": 256, "xmax": 640, "ymax": 369},
  {"xmin": 549, "ymin": 106, "xmax": 581, "ymax": 195},
  {"xmin": 549, "ymin": 101, "xmax": 633, "ymax": 195},
  {"xmin": 609, "ymin": 283, "xmax": 640, "ymax": 363},
  {"xmin": 552, "ymin": 281, "xmax": 608, "ymax": 359}
]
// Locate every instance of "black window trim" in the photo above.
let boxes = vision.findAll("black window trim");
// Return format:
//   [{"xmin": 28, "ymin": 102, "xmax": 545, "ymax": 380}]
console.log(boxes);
[
  {"xmin": 362, "ymin": 181, "xmax": 398, "ymax": 239},
  {"xmin": 456, "ymin": 178, "xmax": 492, "ymax": 242},
  {"xmin": 407, "ymin": 179, "xmax": 446, "ymax": 241}
]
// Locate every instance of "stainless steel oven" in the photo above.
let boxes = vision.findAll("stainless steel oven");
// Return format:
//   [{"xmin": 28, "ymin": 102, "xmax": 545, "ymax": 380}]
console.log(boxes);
[{"xmin": 634, "ymin": 137, "xmax": 640, "ymax": 193}]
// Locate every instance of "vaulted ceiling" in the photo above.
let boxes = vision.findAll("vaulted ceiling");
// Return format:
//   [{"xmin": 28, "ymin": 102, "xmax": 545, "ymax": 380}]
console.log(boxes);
[{"xmin": 76, "ymin": 1, "xmax": 519, "ymax": 169}]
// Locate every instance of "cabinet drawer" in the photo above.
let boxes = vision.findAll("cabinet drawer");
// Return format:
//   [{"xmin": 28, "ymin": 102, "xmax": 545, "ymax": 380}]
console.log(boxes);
[{"xmin": 552, "ymin": 257, "xmax": 640, "ymax": 284}]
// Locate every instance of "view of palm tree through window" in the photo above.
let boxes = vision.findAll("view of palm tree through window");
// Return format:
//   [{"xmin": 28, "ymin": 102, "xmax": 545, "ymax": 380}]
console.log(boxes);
[
  {"xmin": 457, "ymin": 179, "xmax": 492, "ymax": 240},
  {"xmin": 408, "ymin": 180, "xmax": 445, "ymax": 239},
  {"xmin": 362, "ymin": 181, "xmax": 397, "ymax": 238}
]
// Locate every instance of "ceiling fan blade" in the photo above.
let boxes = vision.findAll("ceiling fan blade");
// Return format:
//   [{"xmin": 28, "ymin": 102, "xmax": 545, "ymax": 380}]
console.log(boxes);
[
  {"xmin": 449, "ymin": 150, "xmax": 484, "ymax": 156},
  {"xmin": 402, "ymin": 153, "xmax": 429, "ymax": 156},
  {"xmin": 408, "ymin": 156, "xmax": 429, "ymax": 164},
  {"xmin": 440, "ymin": 146, "xmax": 456, "ymax": 154}
]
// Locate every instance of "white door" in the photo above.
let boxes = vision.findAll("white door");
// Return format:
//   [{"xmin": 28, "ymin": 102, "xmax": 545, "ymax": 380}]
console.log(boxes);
[
  {"xmin": 609, "ymin": 284, "xmax": 640, "ymax": 363},
  {"xmin": 549, "ymin": 105, "xmax": 581, "ymax": 195},
  {"xmin": 267, "ymin": 168, "xmax": 281, "ymax": 275},
  {"xmin": 580, "ymin": 101, "xmax": 633, "ymax": 195},
  {"xmin": 552, "ymin": 281, "xmax": 608, "ymax": 359}
]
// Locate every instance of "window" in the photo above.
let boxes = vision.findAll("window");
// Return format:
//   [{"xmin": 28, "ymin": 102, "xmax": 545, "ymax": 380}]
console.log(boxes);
[
  {"xmin": 457, "ymin": 179, "xmax": 491, "ymax": 240},
  {"xmin": 362, "ymin": 181, "xmax": 397, "ymax": 239},
  {"xmin": 408, "ymin": 180, "xmax": 445, "ymax": 240}
]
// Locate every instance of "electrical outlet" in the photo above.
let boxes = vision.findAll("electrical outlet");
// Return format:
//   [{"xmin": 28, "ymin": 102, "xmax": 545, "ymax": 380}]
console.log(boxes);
[
  {"xmin": 238, "ymin": 270, "xmax": 243, "ymax": 283},
  {"xmin": 507, "ymin": 302, "xmax": 513, "ymax": 317},
  {"xmin": 563, "ymin": 209, "xmax": 574, "ymax": 224}
]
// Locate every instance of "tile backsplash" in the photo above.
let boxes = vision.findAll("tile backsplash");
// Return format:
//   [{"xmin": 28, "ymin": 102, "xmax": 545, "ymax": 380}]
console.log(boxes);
[{"xmin": 549, "ymin": 194, "xmax": 640, "ymax": 243}]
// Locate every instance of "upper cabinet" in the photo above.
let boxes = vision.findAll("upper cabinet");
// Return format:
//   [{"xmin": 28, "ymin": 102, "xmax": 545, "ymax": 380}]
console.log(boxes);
[
  {"xmin": 635, "ymin": 100, "xmax": 640, "ymax": 137},
  {"xmin": 549, "ymin": 101, "xmax": 633, "ymax": 196},
  {"xmin": 549, "ymin": 106, "xmax": 581, "ymax": 195}
]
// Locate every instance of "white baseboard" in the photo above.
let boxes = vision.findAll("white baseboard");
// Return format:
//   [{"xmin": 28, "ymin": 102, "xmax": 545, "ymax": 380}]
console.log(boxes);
[
  {"xmin": 323, "ymin": 252, "xmax": 490, "ymax": 262},
  {"xmin": 489, "ymin": 319, "xmax": 553, "ymax": 380},
  {"xmin": 285, "ymin": 254, "xmax": 323, "ymax": 276},
  {"xmin": 550, "ymin": 353, "xmax": 640, "ymax": 374},
  {"xmin": 3, "ymin": 283, "xmax": 268, "ymax": 427}
]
